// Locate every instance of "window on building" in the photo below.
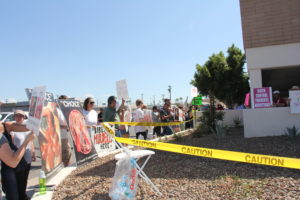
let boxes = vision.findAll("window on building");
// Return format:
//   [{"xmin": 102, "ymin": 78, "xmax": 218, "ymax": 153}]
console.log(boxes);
[{"xmin": 262, "ymin": 66, "xmax": 300, "ymax": 97}]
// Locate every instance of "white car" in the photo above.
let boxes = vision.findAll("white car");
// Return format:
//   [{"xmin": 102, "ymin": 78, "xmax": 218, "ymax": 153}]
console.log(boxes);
[
  {"xmin": 0, "ymin": 112, "xmax": 15, "ymax": 122},
  {"xmin": 0, "ymin": 111, "xmax": 28, "ymax": 123}
]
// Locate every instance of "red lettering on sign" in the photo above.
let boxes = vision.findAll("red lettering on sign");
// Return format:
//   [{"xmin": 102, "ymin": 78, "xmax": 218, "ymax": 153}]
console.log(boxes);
[{"xmin": 94, "ymin": 132, "xmax": 112, "ymax": 145}]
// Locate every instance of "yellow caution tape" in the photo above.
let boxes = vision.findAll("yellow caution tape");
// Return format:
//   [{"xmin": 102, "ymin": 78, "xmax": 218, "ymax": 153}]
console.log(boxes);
[
  {"xmin": 115, "ymin": 138, "xmax": 300, "ymax": 170},
  {"xmin": 102, "ymin": 123, "xmax": 300, "ymax": 170},
  {"xmin": 106, "ymin": 118, "xmax": 193, "ymax": 126},
  {"xmin": 102, "ymin": 122, "xmax": 116, "ymax": 136}
]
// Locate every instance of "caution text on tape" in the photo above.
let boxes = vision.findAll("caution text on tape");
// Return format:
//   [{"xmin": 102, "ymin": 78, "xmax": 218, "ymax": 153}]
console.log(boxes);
[
  {"xmin": 115, "ymin": 137, "xmax": 300, "ymax": 170},
  {"xmin": 102, "ymin": 122, "xmax": 300, "ymax": 170}
]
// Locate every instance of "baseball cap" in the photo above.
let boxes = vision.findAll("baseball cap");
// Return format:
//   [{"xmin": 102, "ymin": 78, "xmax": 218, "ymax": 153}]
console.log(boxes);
[{"xmin": 273, "ymin": 90, "xmax": 280, "ymax": 94}]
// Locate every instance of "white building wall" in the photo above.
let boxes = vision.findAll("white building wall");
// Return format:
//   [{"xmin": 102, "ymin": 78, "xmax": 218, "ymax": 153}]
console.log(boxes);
[
  {"xmin": 243, "ymin": 107, "xmax": 300, "ymax": 138},
  {"xmin": 246, "ymin": 42, "xmax": 300, "ymax": 70},
  {"xmin": 196, "ymin": 110, "xmax": 244, "ymax": 127},
  {"xmin": 249, "ymin": 69, "xmax": 262, "ymax": 88}
]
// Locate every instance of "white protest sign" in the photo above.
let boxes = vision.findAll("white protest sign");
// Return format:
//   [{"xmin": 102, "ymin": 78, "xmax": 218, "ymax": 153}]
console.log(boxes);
[
  {"xmin": 116, "ymin": 79, "xmax": 129, "ymax": 100},
  {"xmin": 191, "ymin": 87, "xmax": 198, "ymax": 98},
  {"xmin": 289, "ymin": 90, "xmax": 300, "ymax": 114},
  {"xmin": 26, "ymin": 86, "xmax": 46, "ymax": 135},
  {"xmin": 91, "ymin": 126, "xmax": 115, "ymax": 156}
]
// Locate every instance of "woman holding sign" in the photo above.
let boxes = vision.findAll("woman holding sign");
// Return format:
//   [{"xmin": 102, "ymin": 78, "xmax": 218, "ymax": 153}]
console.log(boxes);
[{"xmin": 0, "ymin": 122, "xmax": 35, "ymax": 200}]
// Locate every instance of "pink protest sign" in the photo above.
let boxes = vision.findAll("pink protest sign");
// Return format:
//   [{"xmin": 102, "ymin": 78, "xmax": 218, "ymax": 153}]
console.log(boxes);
[{"xmin": 252, "ymin": 87, "xmax": 273, "ymax": 108}]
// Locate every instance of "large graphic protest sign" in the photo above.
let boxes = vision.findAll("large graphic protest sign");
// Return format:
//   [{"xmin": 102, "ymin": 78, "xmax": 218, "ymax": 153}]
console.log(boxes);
[
  {"xmin": 91, "ymin": 126, "xmax": 115, "ymax": 156},
  {"xmin": 289, "ymin": 90, "xmax": 300, "ymax": 114},
  {"xmin": 26, "ymin": 86, "xmax": 46, "ymax": 135},
  {"xmin": 58, "ymin": 99, "xmax": 97, "ymax": 166},
  {"xmin": 38, "ymin": 92, "xmax": 63, "ymax": 176}
]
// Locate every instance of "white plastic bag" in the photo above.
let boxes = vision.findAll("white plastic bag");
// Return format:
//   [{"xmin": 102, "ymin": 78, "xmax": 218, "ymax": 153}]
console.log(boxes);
[{"xmin": 109, "ymin": 153, "xmax": 138, "ymax": 200}]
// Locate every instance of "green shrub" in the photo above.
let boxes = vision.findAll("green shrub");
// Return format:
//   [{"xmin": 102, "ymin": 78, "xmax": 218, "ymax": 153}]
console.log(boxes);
[
  {"xmin": 284, "ymin": 125, "xmax": 300, "ymax": 139},
  {"xmin": 211, "ymin": 124, "xmax": 228, "ymax": 139},
  {"xmin": 199, "ymin": 107, "xmax": 224, "ymax": 133},
  {"xmin": 233, "ymin": 117, "xmax": 242, "ymax": 128},
  {"xmin": 193, "ymin": 125, "xmax": 211, "ymax": 138}
]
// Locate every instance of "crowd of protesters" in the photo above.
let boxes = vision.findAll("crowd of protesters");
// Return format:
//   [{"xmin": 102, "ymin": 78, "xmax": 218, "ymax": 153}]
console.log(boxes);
[
  {"xmin": 98, "ymin": 96, "xmax": 194, "ymax": 140},
  {"xmin": 0, "ymin": 95, "xmax": 194, "ymax": 200}
]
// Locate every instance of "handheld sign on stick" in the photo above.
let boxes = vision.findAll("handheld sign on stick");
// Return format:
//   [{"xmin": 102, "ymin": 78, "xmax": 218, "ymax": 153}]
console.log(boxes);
[{"xmin": 26, "ymin": 86, "xmax": 46, "ymax": 136}]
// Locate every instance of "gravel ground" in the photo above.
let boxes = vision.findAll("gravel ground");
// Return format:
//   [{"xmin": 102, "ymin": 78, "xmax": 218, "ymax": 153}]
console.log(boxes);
[{"xmin": 53, "ymin": 128, "xmax": 300, "ymax": 200}]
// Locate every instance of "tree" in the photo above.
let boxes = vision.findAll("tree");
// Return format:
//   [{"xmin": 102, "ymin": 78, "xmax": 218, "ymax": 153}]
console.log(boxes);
[
  {"xmin": 191, "ymin": 52, "xmax": 228, "ymax": 129},
  {"xmin": 219, "ymin": 45, "xmax": 249, "ymax": 108},
  {"xmin": 191, "ymin": 45, "xmax": 249, "ymax": 109},
  {"xmin": 191, "ymin": 45, "xmax": 249, "ymax": 129}
]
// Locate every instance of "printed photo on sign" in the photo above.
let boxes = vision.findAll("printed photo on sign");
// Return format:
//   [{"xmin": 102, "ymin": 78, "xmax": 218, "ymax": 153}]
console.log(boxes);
[
  {"xmin": 39, "ymin": 93, "xmax": 63, "ymax": 175},
  {"xmin": 26, "ymin": 86, "xmax": 46, "ymax": 135},
  {"xmin": 91, "ymin": 126, "xmax": 115, "ymax": 156},
  {"xmin": 58, "ymin": 99, "xmax": 97, "ymax": 166}
]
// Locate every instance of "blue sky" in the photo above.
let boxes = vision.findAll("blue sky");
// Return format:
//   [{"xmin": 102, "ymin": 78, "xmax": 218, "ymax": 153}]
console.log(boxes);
[{"xmin": 0, "ymin": 0, "xmax": 244, "ymax": 105}]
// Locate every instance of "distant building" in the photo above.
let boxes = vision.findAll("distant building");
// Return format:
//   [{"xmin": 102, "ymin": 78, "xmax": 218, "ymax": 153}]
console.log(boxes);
[{"xmin": 0, "ymin": 101, "xmax": 29, "ymax": 112}]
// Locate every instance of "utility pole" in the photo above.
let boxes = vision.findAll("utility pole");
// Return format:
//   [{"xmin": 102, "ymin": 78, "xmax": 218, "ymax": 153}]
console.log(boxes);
[
  {"xmin": 153, "ymin": 95, "xmax": 156, "ymax": 105},
  {"xmin": 141, "ymin": 93, "xmax": 144, "ymax": 102},
  {"xmin": 162, "ymin": 94, "xmax": 165, "ymax": 102},
  {"xmin": 168, "ymin": 85, "xmax": 172, "ymax": 101}
]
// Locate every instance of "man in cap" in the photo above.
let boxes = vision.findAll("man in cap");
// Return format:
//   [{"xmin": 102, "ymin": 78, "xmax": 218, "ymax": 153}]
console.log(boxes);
[{"xmin": 272, "ymin": 90, "xmax": 287, "ymax": 107}]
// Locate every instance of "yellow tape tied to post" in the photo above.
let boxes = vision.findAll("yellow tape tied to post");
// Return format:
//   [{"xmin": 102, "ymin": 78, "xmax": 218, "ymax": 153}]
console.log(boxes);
[{"xmin": 102, "ymin": 123, "xmax": 300, "ymax": 170}]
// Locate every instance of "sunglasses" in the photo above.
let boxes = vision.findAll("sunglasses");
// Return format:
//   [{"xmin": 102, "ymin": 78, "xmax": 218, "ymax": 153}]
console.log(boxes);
[{"xmin": 89, "ymin": 102, "xmax": 95, "ymax": 105}]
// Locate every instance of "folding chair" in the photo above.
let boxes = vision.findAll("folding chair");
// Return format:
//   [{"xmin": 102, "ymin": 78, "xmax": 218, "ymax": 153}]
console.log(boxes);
[{"xmin": 102, "ymin": 123, "xmax": 162, "ymax": 195}]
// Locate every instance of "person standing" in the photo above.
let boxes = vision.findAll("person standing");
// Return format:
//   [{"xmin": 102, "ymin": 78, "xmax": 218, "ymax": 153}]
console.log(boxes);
[
  {"xmin": 152, "ymin": 106, "xmax": 161, "ymax": 137},
  {"xmin": 160, "ymin": 102, "xmax": 173, "ymax": 135},
  {"xmin": 185, "ymin": 106, "xmax": 194, "ymax": 129},
  {"xmin": 118, "ymin": 106, "xmax": 130, "ymax": 139},
  {"xmin": 272, "ymin": 90, "xmax": 287, "ymax": 107},
  {"xmin": 82, "ymin": 97, "xmax": 98, "ymax": 127},
  {"xmin": 103, "ymin": 96, "xmax": 125, "ymax": 137},
  {"xmin": 10, "ymin": 110, "xmax": 36, "ymax": 200},
  {"xmin": 133, "ymin": 100, "xmax": 147, "ymax": 140},
  {"xmin": 178, "ymin": 105, "xmax": 185, "ymax": 131},
  {"xmin": 1, "ymin": 121, "xmax": 35, "ymax": 200}
]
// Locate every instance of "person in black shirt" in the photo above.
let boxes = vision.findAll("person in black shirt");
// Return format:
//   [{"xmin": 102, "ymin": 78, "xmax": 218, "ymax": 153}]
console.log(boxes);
[{"xmin": 160, "ymin": 103, "xmax": 173, "ymax": 135}]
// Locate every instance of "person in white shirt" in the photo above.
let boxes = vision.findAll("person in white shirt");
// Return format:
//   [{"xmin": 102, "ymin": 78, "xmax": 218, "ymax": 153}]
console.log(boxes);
[
  {"xmin": 83, "ymin": 97, "xmax": 98, "ymax": 127},
  {"xmin": 10, "ymin": 110, "xmax": 36, "ymax": 200},
  {"xmin": 133, "ymin": 99, "xmax": 147, "ymax": 140}
]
